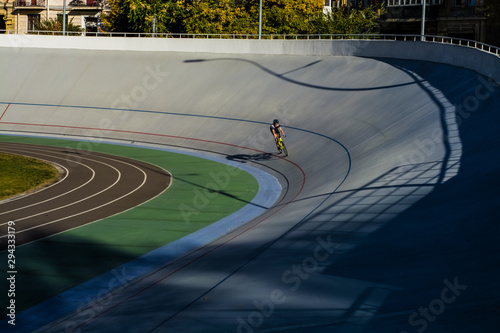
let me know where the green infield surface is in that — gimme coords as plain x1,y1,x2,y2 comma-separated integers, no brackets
0,135,259,313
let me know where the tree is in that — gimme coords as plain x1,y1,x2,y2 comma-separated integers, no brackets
34,17,83,33
312,2,385,35
484,0,500,46
102,0,383,36
102,0,185,33
262,0,324,35
101,0,132,32
182,0,254,34
102,0,324,34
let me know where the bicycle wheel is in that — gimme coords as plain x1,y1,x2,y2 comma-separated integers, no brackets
281,140,288,157
274,137,282,153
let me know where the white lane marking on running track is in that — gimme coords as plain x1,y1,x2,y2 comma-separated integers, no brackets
0,152,71,206
16,162,171,250
14,161,148,235
0,149,94,216
0,149,121,232
0,148,99,219
10,161,120,223
0,149,152,237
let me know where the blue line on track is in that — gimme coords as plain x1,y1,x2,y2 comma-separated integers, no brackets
1,101,352,228
0,102,351,332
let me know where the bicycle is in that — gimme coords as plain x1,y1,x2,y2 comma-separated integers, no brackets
275,134,288,157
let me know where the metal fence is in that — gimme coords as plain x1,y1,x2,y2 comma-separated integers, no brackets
1,30,499,57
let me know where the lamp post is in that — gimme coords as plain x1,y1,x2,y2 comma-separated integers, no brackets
421,0,426,41
62,0,66,36
152,14,156,37
258,0,262,39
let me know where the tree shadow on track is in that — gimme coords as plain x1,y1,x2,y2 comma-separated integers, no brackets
184,58,423,92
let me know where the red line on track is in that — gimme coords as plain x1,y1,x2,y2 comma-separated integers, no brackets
0,104,10,121
2,121,308,331
1,121,307,194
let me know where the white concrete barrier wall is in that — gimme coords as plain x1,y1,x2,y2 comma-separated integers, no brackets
1,34,499,83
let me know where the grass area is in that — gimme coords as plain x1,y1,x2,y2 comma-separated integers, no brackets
0,152,60,200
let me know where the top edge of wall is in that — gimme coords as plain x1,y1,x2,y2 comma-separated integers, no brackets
1,34,499,83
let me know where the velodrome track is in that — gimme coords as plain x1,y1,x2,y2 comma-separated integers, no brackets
1,36,499,332
0,142,171,250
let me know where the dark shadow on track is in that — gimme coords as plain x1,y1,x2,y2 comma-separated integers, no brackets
173,174,269,210
226,153,273,163
184,58,425,92
0,231,140,319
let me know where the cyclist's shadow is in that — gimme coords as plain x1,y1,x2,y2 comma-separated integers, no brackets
226,153,274,163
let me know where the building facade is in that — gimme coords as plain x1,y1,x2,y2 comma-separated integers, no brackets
323,0,492,44
383,0,486,42
1,0,103,34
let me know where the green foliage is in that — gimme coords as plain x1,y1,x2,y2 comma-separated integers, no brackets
101,0,131,32
262,0,324,34
102,0,383,36
485,0,500,26
102,0,186,33
484,0,500,46
34,16,84,32
182,0,251,34
312,2,385,35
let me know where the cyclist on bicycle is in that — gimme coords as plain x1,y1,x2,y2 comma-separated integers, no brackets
270,119,286,148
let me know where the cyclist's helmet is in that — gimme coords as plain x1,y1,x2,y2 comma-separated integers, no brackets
273,119,279,124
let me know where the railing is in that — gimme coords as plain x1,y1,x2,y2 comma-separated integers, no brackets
13,0,98,8
387,0,443,6
1,31,499,57
424,35,500,56
69,0,100,7
13,0,45,7
324,0,341,8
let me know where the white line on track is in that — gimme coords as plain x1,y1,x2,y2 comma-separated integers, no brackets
0,147,152,237
17,161,171,250
0,149,121,223
0,150,94,216
16,167,147,235
0,148,97,218
0,155,71,206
